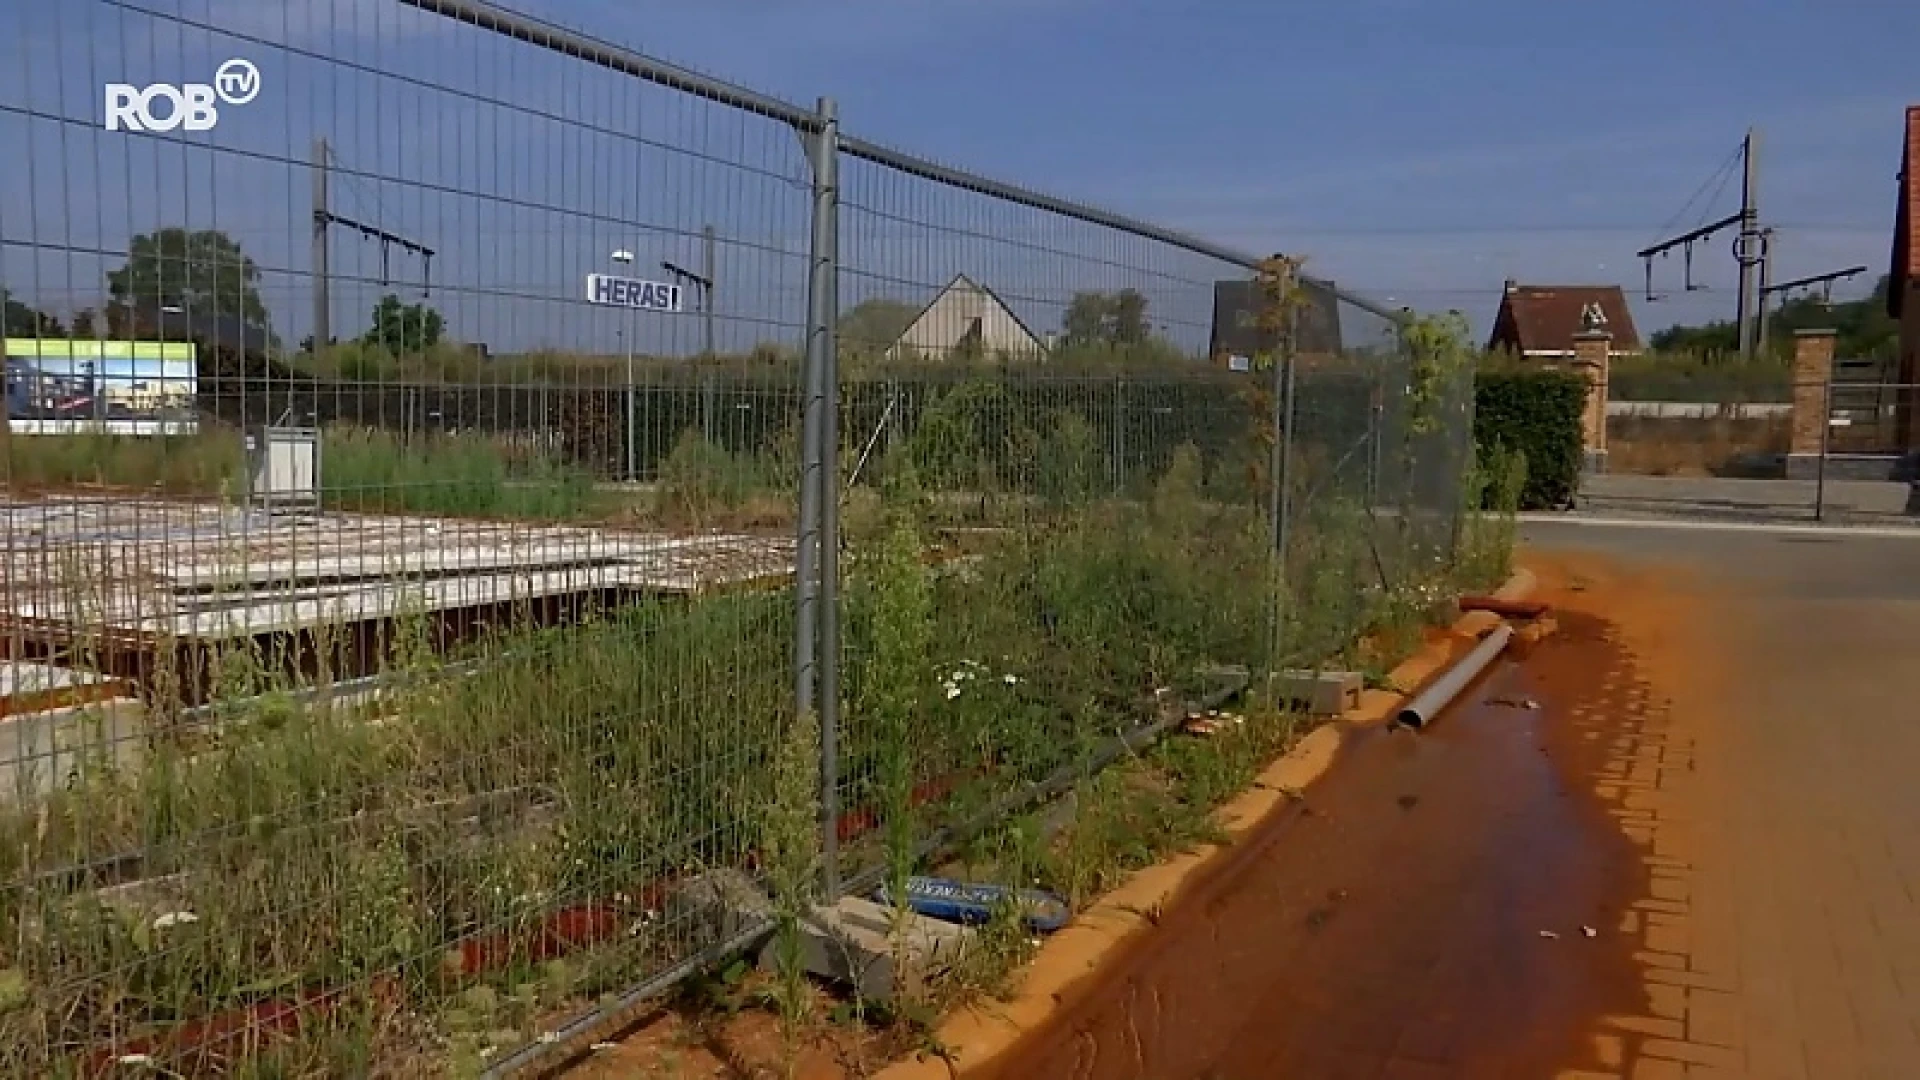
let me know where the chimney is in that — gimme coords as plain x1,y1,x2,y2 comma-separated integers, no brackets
1503,278,1519,295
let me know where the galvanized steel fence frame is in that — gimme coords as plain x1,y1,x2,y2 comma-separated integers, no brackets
0,0,1477,1074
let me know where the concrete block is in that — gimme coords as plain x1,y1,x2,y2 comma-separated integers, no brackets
1269,670,1362,716
667,869,773,947
0,698,147,804
761,895,972,1002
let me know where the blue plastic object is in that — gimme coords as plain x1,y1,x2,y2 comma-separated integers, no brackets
874,876,1071,934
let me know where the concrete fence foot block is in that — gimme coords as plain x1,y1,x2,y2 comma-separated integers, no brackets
1269,670,1363,716
760,895,973,1002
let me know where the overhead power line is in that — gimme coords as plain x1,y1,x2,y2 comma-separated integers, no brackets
1636,128,1766,356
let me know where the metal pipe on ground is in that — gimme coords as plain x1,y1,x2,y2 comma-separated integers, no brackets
1457,595,1549,620
1394,623,1514,730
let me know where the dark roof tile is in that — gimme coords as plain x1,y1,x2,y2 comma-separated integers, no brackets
1488,285,1640,354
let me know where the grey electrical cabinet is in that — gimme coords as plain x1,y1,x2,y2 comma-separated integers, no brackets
244,426,322,509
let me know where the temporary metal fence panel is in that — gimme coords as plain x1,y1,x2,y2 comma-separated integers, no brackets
1814,379,1920,523
1826,362,1910,456
0,0,1472,1074
828,138,1285,897
2,1,807,1074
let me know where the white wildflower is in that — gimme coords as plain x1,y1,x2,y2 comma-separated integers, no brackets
1003,674,1019,685
150,911,198,931
946,685,962,700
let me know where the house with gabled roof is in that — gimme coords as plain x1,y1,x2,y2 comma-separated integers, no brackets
1486,281,1641,359
887,274,1047,363
1208,276,1345,370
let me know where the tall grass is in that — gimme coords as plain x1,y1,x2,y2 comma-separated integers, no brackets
320,427,603,519
0,427,243,496
1,424,606,520
1607,349,1793,403
0,589,794,1077
0,368,1506,1075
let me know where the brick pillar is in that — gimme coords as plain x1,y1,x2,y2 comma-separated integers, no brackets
1786,329,1835,480
1571,330,1611,473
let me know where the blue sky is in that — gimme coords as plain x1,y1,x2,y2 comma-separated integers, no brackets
547,0,1914,328
2,0,1914,357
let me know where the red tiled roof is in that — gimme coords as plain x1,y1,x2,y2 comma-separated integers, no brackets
1486,285,1641,354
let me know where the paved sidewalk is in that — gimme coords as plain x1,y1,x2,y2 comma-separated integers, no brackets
1527,522,1920,1079
1573,474,1917,527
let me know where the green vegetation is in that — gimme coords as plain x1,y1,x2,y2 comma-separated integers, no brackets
362,294,446,355
0,316,1519,1074
1,425,605,520
322,427,605,519
1062,289,1151,347
107,227,272,338
1649,273,1898,360
1457,443,1527,590
0,427,245,496
3,285,63,336
1473,368,1588,509
1608,350,1792,403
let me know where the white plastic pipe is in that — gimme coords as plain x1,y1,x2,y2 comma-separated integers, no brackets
1395,623,1514,730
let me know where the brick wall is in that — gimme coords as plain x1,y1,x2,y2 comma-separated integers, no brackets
1789,330,1836,458
1906,107,1920,278
1898,108,1919,450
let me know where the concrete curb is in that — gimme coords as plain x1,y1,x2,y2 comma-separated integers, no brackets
875,568,1538,1080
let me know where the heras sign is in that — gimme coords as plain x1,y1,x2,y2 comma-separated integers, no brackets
585,273,685,313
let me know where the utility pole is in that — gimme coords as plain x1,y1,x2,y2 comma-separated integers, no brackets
664,230,721,441
312,138,330,352
313,137,436,351
1756,227,1776,352
1735,128,1763,358
663,231,718,359
1637,128,1765,357
702,224,717,359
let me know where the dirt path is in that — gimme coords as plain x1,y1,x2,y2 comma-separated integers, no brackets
970,568,1660,1080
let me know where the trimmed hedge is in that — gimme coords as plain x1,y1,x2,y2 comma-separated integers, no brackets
1473,369,1587,509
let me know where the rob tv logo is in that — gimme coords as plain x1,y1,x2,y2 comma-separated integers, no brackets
104,59,260,132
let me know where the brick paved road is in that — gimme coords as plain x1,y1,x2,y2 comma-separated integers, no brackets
1524,520,1920,1080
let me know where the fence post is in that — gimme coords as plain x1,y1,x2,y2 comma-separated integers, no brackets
1816,368,1833,523
793,96,843,900
1267,338,1298,664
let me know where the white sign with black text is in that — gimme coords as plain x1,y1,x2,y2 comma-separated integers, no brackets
585,274,685,313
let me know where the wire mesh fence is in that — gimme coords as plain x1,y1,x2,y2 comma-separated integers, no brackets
2,0,1484,1074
